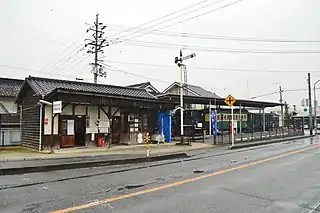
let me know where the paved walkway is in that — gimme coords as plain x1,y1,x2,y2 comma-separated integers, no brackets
0,142,215,162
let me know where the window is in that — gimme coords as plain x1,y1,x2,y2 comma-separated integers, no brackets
142,114,148,131
61,120,67,135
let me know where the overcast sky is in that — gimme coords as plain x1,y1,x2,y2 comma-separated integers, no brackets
1,0,320,106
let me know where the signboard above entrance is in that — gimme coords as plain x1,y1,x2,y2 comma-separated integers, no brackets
53,101,62,114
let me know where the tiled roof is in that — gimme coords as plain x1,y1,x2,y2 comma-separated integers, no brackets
163,82,221,98
127,82,160,94
127,82,151,88
25,77,157,100
0,78,24,97
184,84,221,98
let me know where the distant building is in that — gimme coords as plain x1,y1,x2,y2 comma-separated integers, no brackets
127,82,160,95
162,82,221,110
0,77,24,146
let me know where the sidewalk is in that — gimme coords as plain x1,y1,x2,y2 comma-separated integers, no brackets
228,134,314,149
0,143,216,175
0,135,314,176
0,142,214,162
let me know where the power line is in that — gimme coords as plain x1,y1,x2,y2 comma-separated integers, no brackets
111,0,227,42
100,62,171,84
102,59,320,73
0,64,91,81
120,40,320,54
58,53,91,74
107,24,320,43
110,0,245,45
106,0,215,40
41,41,85,75
251,88,320,99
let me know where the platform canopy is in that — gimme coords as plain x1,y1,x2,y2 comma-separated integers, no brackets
157,94,283,108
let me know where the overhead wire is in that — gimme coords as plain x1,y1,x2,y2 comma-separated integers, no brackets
101,59,320,73
44,42,86,74
100,62,172,84
106,24,320,43
39,32,87,74
120,40,320,54
57,53,91,74
0,64,91,81
106,0,216,39
109,0,245,45
250,88,320,99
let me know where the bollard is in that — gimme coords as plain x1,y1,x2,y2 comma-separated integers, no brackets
144,133,151,157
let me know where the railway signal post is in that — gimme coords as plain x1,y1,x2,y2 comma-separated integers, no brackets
174,50,196,144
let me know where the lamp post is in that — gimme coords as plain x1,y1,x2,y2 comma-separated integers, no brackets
313,80,320,135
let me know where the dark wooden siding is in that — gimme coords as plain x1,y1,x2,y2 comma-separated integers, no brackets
21,85,41,149
1,113,20,124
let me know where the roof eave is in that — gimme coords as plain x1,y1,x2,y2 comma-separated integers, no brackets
44,89,159,102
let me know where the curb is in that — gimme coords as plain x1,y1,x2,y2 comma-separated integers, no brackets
0,153,188,176
228,135,314,150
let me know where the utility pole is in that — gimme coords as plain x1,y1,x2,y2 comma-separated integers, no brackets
308,73,313,135
279,85,284,136
85,13,108,83
313,79,320,135
174,50,196,144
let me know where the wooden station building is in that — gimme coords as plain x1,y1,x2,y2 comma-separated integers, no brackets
16,76,173,150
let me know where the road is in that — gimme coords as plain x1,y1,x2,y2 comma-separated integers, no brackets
1,137,319,213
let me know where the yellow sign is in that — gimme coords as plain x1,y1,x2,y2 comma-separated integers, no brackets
144,135,150,143
224,94,236,107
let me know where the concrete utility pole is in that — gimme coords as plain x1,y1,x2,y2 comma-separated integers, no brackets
279,85,284,135
308,73,313,135
85,13,108,83
313,79,320,135
174,50,196,144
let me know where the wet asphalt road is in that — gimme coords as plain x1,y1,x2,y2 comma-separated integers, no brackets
1,138,320,213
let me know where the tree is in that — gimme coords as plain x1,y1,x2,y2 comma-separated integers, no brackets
284,101,291,128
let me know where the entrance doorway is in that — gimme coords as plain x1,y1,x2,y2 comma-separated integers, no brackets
75,116,86,146
112,116,121,144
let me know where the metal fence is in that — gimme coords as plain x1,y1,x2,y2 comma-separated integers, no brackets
0,127,21,146
183,116,305,145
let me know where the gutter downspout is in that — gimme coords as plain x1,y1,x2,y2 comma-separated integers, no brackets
39,103,43,151
19,105,22,145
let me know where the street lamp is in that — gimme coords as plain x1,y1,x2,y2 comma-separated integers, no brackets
313,80,320,135
174,50,196,144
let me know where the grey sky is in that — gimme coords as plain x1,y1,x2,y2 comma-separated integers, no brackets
1,0,320,106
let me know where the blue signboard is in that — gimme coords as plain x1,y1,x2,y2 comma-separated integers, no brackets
211,111,217,135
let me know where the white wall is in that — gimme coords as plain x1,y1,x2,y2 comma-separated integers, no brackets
86,106,120,134
75,105,86,115
87,106,98,134
99,107,110,133
0,97,17,113
43,104,120,136
61,105,72,115
43,105,59,135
